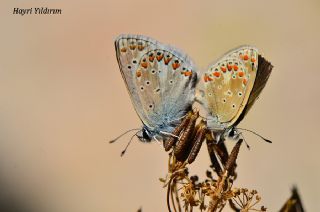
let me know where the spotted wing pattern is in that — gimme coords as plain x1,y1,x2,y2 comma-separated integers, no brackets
115,35,197,131
202,46,258,129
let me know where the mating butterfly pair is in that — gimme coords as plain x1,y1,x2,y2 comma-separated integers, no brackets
114,34,273,159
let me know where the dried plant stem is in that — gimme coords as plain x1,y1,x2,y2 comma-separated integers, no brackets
161,112,268,212
208,171,229,212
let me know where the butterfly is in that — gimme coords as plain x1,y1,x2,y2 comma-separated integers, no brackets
198,46,273,143
113,34,198,147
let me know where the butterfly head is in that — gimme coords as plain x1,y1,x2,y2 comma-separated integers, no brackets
226,127,240,141
137,127,152,143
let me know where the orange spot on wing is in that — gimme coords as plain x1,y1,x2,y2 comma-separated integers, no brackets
213,72,221,77
149,55,155,62
129,45,136,50
233,65,238,71
136,70,142,77
141,62,148,69
243,78,247,85
156,55,163,61
184,71,192,76
227,64,233,71
138,45,144,51
172,62,180,70
204,74,213,81
164,57,172,65
251,57,256,62
120,47,127,52
220,66,227,72
238,71,244,77
243,54,249,60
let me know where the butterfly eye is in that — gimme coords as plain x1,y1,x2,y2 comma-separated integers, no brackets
151,69,156,74
132,60,137,64
228,129,238,138
148,104,154,109
229,130,235,137
146,81,150,85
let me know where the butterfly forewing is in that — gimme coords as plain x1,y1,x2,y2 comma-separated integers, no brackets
203,46,259,128
115,35,197,131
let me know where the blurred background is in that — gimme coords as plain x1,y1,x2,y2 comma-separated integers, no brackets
0,0,319,211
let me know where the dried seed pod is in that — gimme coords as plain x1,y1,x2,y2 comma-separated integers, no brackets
225,139,242,174
164,111,193,151
206,133,223,176
187,120,207,164
213,139,229,167
174,111,199,160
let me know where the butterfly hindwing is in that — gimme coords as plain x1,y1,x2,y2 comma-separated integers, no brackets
202,46,259,129
115,35,197,132
234,55,273,125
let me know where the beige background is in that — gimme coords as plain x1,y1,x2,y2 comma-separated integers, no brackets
0,0,319,211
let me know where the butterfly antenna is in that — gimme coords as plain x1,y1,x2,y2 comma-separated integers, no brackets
236,128,272,143
109,128,140,144
238,132,250,150
121,132,138,157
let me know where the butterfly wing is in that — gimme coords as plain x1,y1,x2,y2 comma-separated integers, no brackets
233,54,273,125
115,34,197,132
201,46,259,130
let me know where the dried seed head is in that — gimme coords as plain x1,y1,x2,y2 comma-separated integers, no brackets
206,170,213,179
